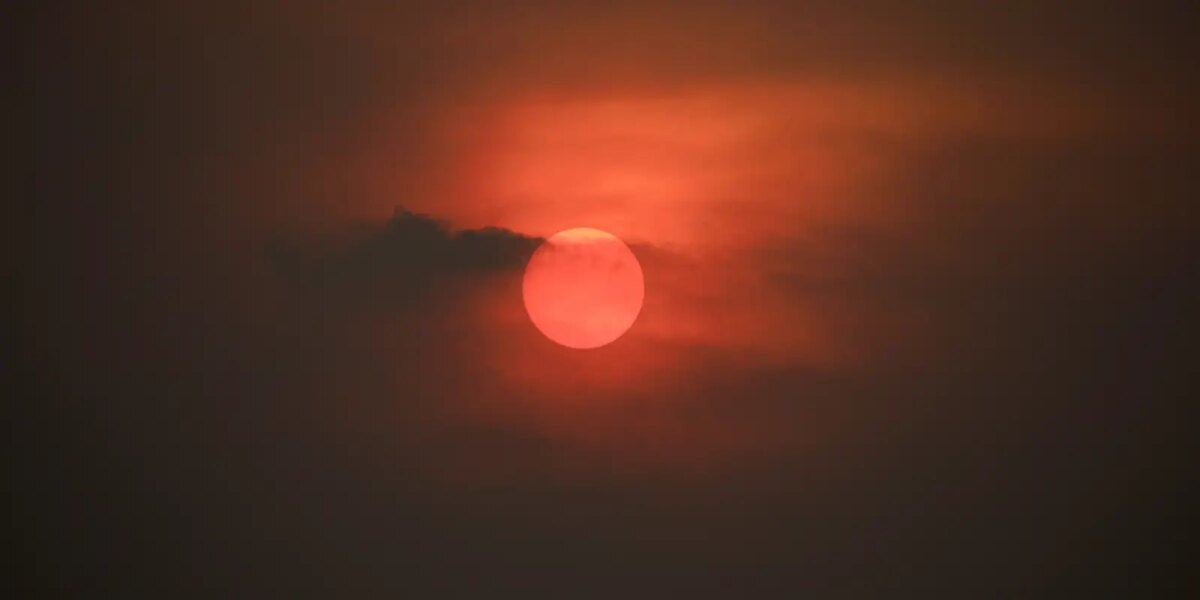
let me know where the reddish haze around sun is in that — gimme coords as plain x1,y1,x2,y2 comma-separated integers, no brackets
522,228,644,349
242,2,1190,468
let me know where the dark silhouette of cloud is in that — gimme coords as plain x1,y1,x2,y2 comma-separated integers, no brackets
269,208,542,306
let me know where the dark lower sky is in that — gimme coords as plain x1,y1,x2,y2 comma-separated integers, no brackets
21,1,1195,596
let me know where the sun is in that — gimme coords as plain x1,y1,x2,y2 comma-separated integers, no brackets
522,228,645,349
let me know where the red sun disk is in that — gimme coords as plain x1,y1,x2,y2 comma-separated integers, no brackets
522,228,645,349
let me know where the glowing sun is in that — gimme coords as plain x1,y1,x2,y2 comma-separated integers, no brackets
522,228,645,349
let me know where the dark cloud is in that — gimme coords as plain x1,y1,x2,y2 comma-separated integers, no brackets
269,208,542,307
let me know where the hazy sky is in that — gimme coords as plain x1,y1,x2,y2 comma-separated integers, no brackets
23,1,1194,596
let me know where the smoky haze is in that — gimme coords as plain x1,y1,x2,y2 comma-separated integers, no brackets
20,0,1194,597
